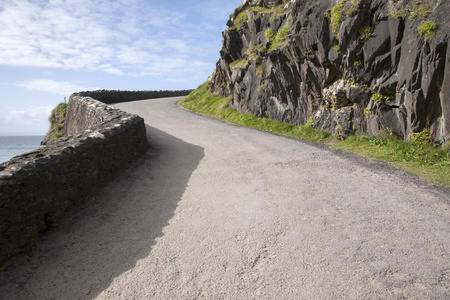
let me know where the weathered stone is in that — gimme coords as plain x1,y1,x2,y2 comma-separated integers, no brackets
0,93,150,267
323,80,350,108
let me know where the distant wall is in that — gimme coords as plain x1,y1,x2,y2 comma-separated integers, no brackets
0,95,149,267
73,89,193,105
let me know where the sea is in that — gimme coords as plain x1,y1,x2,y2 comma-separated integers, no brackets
0,136,44,164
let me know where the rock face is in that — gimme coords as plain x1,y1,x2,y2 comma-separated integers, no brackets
209,0,450,143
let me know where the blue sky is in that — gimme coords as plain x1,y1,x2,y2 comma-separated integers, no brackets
0,0,243,135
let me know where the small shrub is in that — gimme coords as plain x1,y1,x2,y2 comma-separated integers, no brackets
268,25,290,52
409,3,432,20
418,20,437,41
234,11,249,31
346,8,357,17
354,60,362,68
392,3,432,20
325,0,347,39
359,26,373,42
392,9,410,19
332,45,340,51
256,62,263,75
265,28,275,42
411,128,433,146
230,59,249,69
371,92,391,102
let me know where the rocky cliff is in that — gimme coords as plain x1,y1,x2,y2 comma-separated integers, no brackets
209,0,449,144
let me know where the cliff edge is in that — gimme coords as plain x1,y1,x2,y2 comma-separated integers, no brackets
209,0,449,144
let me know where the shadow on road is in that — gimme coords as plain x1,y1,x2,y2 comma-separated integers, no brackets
0,125,204,299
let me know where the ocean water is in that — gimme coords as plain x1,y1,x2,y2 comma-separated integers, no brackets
0,136,44,164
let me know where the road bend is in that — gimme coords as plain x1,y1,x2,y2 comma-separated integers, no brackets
0,96,449,299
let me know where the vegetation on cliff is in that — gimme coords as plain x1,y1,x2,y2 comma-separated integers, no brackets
209,0,449,146
42,102,67,144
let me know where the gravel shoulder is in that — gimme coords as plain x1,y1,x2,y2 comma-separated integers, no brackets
1,97,449,299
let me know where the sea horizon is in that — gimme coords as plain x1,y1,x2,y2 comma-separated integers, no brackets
0,135,45,164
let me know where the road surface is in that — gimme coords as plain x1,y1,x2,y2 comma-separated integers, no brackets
1,96,449,299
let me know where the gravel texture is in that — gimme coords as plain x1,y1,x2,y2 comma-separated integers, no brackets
0,96,449,299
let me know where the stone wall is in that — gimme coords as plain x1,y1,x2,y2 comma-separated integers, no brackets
0,95,149,267
73,89,193,105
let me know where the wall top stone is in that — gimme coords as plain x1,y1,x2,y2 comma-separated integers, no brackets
0,96,145,181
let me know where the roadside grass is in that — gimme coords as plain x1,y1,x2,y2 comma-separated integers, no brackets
179,83,450,187
334,134,450,187
179,83,331,143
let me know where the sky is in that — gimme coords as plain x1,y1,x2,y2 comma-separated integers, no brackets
0,0,243,135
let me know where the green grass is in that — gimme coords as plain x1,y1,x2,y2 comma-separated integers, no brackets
45,102,68,142
418,20,437,41
230,59,249,69
333,134,450,187
232,11,249,31
180,83,450,187
230,1,291,31
268,25,290,52
179,83,331,143
346,8,358,17
324,0,347,39
392,3,433,20
359,26,373,42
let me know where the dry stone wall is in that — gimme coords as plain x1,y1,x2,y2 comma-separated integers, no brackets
0,95,149,267
73,89,193,105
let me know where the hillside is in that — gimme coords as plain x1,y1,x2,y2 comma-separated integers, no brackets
208,0,449,144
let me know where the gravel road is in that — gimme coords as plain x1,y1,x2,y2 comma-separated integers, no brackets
1,96,449,299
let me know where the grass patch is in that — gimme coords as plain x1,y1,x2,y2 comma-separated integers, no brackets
324,0,347,39
179,83,331,143
333,133,450,187
230,1,291,31
359,26,373,42
180,83,450,187
346,7,358,17
392,2,433,20
268,25,290,52
230,59,249,69
371,92,392,102
418,20,437,41
233,11,249,31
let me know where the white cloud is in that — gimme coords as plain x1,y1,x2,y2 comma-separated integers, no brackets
14,79,99,96
0,0,227,78
0,105,54,135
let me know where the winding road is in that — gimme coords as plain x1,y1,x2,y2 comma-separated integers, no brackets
1,96,449,299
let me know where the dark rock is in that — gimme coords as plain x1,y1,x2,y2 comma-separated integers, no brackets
209,0,450,144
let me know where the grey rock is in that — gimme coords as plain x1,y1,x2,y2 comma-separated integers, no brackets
209,0,450,143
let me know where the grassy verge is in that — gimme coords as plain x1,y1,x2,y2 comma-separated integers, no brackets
179,83,331,143
334,134,450,186
179,83,450,187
